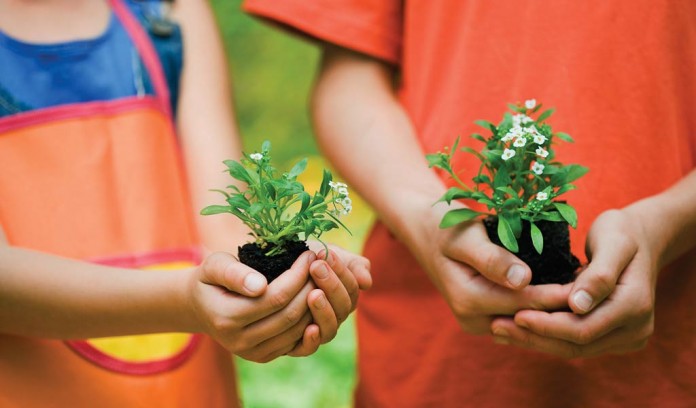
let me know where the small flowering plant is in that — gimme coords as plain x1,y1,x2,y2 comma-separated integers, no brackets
427,100,588,257
201,141,352,281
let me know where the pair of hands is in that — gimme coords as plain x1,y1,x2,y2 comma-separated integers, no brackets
187,246,371,363
417,204,657,359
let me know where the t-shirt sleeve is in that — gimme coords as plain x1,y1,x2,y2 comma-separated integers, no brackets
242,0,403,65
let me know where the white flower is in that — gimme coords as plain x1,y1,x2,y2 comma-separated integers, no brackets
502,126,522,142
513,137,527,148
535,147,549,158
525,99,537,109
513,114,534,125
330,181,348,192
341,204,352,215
249,153,263,161
501,149,516,161
533,134,547,144
536,192,548,201
532,162,545,175
342,197,352,207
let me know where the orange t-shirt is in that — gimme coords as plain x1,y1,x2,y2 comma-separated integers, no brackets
245,1,696,407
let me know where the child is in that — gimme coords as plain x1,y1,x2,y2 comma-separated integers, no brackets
244,0,696,407
0,0,370,406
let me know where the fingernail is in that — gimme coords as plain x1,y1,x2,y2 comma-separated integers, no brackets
573,290,594,312
492,327,509,337
244,273,266,292
314,263,329,279
314,294,327,309
506,265,526,288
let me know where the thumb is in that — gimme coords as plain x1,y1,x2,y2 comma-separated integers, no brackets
569,229,636,314
200,252,268,297
445,223,531,290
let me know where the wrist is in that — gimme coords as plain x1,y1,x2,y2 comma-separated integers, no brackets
623,195,675,269
171,267,204,333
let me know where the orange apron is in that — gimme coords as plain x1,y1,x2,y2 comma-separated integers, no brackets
0,1,239,406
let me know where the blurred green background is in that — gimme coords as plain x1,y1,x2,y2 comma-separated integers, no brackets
210,1,374,407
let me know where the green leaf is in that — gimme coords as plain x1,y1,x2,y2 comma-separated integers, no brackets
287,158,308,179
537,211,563,222
320,174,332,198
555,132,575,143
426,153,441,168
261,140,271,153
505,211,523,237
227,195,250,209
554,202,578,228
492,167,511,189
200,205,231,216
497,216,519,253
537,108,555,122
564,164,589,183
439,208,482,228
555,184,577,195
477,197,496,208
224,160,251,184
472,174,492,185
502,197,522,210
495,186,518,198
530,222,544,254
248,203,263,216
300,192,311,213
461,146,485,161
471,133,486,142
438,187,474,204
474,120,496,133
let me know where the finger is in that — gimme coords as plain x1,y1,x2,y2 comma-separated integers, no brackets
307,289,338,343
200,252,267,297
444,223,532,290
242,251,315,322
570,230,636,314
241,281,314,342
320,248,362,304
310,258,353,322
324,245,372,290
491,317,648,358
287,324,322,357
241,313,313,363
513,306,617,345
444,271,571,316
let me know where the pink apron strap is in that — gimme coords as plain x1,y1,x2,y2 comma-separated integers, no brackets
108,0,173,120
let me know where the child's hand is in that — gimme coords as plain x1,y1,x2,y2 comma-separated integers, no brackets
187,251,339,362
406,202,571,335
307,245,372,343
490,209,657,358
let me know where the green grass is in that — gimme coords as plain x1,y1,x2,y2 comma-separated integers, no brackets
209,2,365,407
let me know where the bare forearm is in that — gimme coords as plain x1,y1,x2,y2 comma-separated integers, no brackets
625,169,696,268
0,246,198,339
312,47,448,246
174,0,248,253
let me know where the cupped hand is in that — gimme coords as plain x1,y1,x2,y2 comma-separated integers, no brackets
490,209,657,358
409,203,571,334
188,251,341,362
309,245,372,328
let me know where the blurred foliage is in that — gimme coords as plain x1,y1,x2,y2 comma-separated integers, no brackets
209,1,374,407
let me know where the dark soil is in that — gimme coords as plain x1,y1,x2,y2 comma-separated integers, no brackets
238,241,309,283
483,217,580,285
